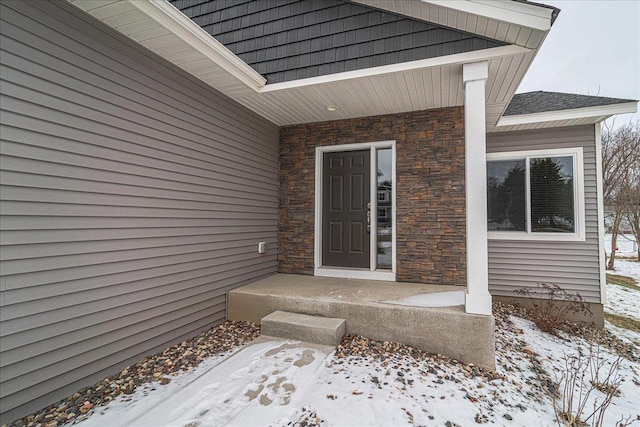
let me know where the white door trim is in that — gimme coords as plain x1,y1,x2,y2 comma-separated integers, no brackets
314,141,397,281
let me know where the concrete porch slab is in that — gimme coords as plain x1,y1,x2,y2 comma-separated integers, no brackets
228,274,496,370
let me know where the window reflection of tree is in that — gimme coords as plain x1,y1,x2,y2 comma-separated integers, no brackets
530,157,574,232
488,162,526,231
488,157,574,233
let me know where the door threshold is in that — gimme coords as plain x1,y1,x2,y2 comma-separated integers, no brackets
314,267,396,281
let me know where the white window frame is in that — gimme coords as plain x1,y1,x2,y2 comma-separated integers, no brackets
314,141,397,281
487,147,585,242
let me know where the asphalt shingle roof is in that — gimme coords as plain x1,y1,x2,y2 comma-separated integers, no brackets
504,91,637,116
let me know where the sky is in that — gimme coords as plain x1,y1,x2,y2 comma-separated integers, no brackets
517,0,640,128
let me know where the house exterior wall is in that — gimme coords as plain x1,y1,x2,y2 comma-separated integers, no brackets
486,125,602,303
279,107,467,284
0,0,279,422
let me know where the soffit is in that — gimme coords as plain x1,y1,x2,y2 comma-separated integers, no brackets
67,0,266,92
236,46,532,127
493,101,638,132
491,116,612,132
67,0,550,128
350,0,553,49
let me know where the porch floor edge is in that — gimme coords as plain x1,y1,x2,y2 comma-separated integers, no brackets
228,274,496,371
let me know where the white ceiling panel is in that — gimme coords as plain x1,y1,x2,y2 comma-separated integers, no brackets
70,0,131,19
127,26,172,43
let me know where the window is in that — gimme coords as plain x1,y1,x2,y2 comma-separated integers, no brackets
487,148,585,240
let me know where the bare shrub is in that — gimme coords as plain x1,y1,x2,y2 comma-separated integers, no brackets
553,340,627,427
616,415,638,427
515,283,592,336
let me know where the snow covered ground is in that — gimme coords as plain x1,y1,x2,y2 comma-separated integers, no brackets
606,279,640,321
605,233,638,256
606,258,640,347
67,294,640,427
67,320,639,427
611,257,640,281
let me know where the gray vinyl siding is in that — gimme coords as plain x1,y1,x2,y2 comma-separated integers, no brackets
0,0,279,422
170,0,506,83
486,125,602,303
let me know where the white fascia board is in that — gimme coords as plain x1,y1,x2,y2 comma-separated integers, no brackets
261,44,529,92
129,0,266,90
496,102,639,127
423,0,553,31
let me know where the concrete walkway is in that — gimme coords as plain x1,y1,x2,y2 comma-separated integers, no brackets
78,338,335,427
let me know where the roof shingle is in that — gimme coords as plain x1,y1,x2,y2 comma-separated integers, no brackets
505,91,637,116
169,0,506,84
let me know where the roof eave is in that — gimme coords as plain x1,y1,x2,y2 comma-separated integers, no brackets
260,45,530,93
493,101,638,131
69,0,266,91
498,102,638,126
350,0,555,49
423,0,554,32
129,0,266,89
349,0,557,128
68,0,553,126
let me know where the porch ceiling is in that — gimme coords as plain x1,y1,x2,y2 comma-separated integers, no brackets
240,45,533,128
68,0,551,129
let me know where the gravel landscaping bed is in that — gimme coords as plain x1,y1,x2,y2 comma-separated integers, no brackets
6,321,260,427
322,303,554,426
6,303,637,427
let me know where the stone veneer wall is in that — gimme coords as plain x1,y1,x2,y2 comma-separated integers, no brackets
279,107,467,285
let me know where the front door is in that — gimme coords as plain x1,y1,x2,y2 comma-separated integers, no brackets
322,150,371,268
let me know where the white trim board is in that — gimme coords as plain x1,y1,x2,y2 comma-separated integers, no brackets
314,141,397,281
424,0,554,31
496,102,638,127
315,268,396,281
352,0,554,35
594,123,607,305
129,0,266,89
260,45,529,92
69,0,266,91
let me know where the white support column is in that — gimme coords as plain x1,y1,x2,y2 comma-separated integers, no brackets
463,61,492,316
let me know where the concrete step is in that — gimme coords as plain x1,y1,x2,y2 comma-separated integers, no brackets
261,311,346,346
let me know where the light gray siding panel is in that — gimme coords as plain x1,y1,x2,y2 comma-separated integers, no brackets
486,125,602,303
0,0,279,422
1,307,224,418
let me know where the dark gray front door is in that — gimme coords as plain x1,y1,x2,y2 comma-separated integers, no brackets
322,150,370,267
